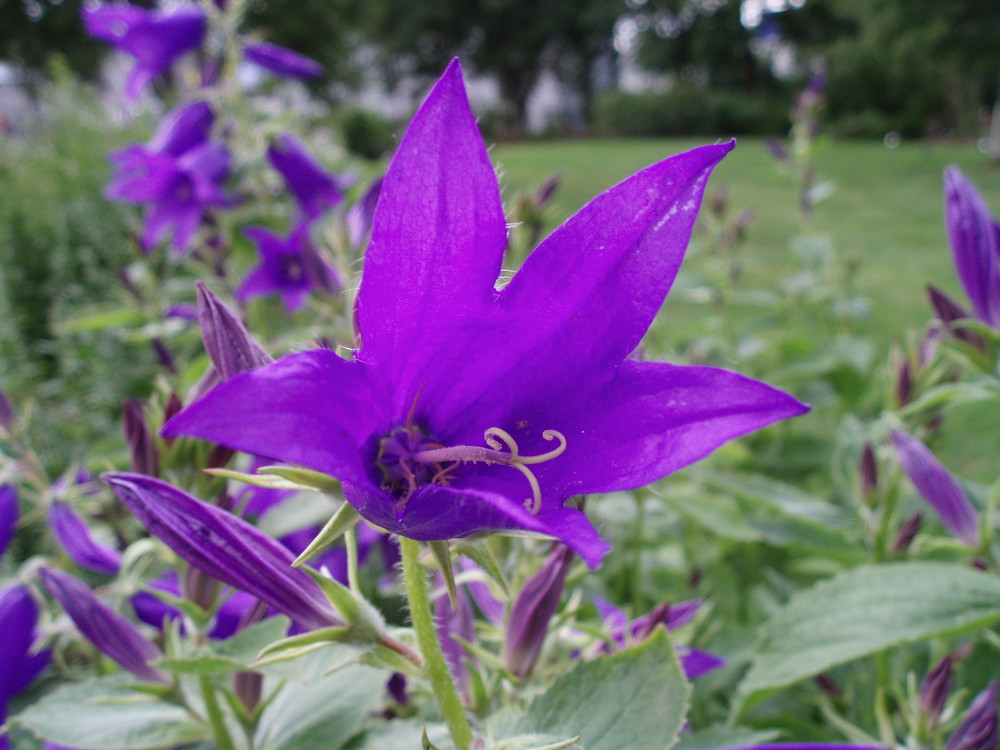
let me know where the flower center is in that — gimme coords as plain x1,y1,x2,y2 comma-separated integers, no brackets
374,423,567,517
280,254,304,282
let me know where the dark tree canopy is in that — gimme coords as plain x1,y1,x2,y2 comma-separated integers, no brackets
0,0,104,85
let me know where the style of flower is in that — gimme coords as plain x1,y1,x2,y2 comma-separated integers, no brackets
891,430,979,548
267,134,350,222
236,224,340,313
82,3,206,104
106,101,232,254
162,60,807,568
943,167,1000,330
244,41,324,81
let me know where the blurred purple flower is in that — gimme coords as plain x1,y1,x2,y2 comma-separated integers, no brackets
131,571,258,640
947,682,998,750
103,473,342,630
48,501,123,575
920,655,953,729
236,224,340,313
267,134,348,221
0,485,17,560
107,101,232,254
0,583,50,744
345,176,384,250
435,573,476,701
162,60,807,569
39,568,168,684
83,3,206,103
244,41,323,81
891,431,979,548
0,387,16,434
943,167,1000,329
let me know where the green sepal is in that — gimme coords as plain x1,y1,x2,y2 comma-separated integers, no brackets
205,467,316,491
258,464,342,494
454,541,510,598
254,626,354,665
430,540,458,610
292,502,362,567
302,566,385,641
362,641,425,679
422,727,442,750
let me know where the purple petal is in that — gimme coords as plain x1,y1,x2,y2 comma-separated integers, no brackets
10,649,50,696
435,574,476,700
0,583,39,702
947,682,998,750
0,485,17,560
162,350,376,488
82,4,148,42
459,557,504,624
48,501,123,575
356,58,507,424
944,168,1000,328
267,134,344,220
39,568,168,684
102,473,341,630
504,545,573,678
679,646,726,679
147,101,214,157
891,431,979,547
244,41,323,80
196,282,274,381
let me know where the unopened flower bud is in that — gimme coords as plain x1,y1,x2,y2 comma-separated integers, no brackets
920,655,953,729
535,172,562,209
892,512,923,556
123,399,160,477
196,281,273,381
927,285,986,352
947,682,998,750
0,387,16,434
504,544,573,679
860,443,879,505
815,673,842,698
0,485,17,560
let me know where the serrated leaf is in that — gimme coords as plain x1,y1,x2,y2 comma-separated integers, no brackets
498,629,690,750
13,674,206,749
739,562,1000,711
254,664,385,750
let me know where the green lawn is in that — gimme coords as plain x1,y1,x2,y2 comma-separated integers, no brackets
493,137,1000,342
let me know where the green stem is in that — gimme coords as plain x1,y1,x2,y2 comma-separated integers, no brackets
198,674,235,750
400,537,474,750
345,526,361,594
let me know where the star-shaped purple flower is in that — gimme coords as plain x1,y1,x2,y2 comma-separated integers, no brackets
163,60,807,569
83,3,206,104
235,224,340,313
106,101,232,254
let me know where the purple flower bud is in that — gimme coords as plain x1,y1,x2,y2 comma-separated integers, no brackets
103,473,342,631
895,355,913,407
151,338,177,374
892,431,979,548
48,501,123,575
920,655,953,729
244,41,324,80
267,134,345,221
196,282,273,381
679,647,726,679
0,485,17,560
0,583,41,704
919,324,942,370
535,172,562,209
504,544,573,679
815,673,842,698
859,443,878,505
345,176,384,250
0,387,16,434
947,682,998,750
764,137,789,164
892,512,923,556
928,285,987,351
39,567,169,684
123,399,160,477
234,669,263,714
387,672,409,705
944,167,1000,329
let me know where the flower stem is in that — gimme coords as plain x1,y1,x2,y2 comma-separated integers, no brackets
345,525,361,594
400,537,473,750
199,674,235,750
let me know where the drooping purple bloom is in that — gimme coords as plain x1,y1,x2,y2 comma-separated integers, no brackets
943,167,1000,329
267,134,348,221
0,485,17,560
345,176,384,250
48,501,123,575
102,473,342,631
891,431,979,548
236,225,340,313
83,3,206,103
39,568,169,684
161,60,808,569
947,682,998,750
244,41,323,81
107,101,232,254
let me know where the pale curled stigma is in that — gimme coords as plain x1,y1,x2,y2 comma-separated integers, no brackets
411,427,567,514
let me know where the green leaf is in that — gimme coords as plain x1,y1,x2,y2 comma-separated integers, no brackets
13,674,206,749
674,727,780,749
739,562,1000,711
498,628,690,750
254,664,386,750
53,305,146,333
214,616,291,666
344,721,451,749
153,654,243,675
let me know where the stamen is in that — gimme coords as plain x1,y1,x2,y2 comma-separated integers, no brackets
411,428,567,515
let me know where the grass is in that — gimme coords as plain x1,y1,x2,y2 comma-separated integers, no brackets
492,136,1000,343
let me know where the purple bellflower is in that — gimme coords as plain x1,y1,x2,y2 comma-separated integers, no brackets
107,101,232,254
83,3,206,104
102,472,342,631
0,583,50,747
943,167,1000,330
236,224,341,313
39,568,168,684
48,501,123,575
161,60,808,569
267,134,348,222
0,485,17,559
891,431,979,548
244,41,324,81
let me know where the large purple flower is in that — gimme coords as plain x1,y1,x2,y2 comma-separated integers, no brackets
107,101,231,254
943,168,1000,329
83,3,206,103
236,224,340,313
162,61,807,568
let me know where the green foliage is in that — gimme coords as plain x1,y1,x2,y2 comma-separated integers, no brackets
338,107,397,161
593,86,790,138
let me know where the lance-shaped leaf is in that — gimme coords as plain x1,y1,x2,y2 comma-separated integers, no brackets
891,431,979,547
48,500,123,575
39,567,169,684
102,473,341,631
